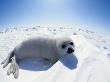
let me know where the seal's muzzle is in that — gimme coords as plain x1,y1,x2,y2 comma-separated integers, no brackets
67,48,74,54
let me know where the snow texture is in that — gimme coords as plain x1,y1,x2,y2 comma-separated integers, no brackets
0,26,110,82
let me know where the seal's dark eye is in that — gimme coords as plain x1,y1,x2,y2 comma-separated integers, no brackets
61,44,66,49
70,42,73,45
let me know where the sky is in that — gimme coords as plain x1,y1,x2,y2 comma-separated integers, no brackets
0,0,110,33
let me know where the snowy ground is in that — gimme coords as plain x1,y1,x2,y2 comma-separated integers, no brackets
0,26,110,82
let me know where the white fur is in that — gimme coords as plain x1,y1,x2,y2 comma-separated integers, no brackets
14,35,74,63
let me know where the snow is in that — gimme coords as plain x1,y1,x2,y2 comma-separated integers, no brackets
0,26,110,82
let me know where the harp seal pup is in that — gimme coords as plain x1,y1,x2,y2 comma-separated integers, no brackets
1,35,75,79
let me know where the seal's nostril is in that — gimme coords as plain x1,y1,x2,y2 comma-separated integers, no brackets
67,48,74,53
72,49,74,52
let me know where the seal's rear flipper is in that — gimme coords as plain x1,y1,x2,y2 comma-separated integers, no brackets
2,59,10,68
7,56,19,79
1,50,14,68
1,58,7,64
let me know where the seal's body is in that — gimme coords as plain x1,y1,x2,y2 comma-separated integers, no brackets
15,36,59,62
1,35,75,79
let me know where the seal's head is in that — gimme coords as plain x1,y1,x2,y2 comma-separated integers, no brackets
56,37,75,57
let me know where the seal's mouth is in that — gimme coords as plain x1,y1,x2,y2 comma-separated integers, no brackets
67,48,74,54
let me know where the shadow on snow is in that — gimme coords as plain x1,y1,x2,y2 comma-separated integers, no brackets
19,53,78,71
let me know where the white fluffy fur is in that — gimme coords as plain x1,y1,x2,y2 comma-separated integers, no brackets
14,35,74,63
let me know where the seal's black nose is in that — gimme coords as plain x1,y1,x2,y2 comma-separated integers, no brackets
67,48,74,54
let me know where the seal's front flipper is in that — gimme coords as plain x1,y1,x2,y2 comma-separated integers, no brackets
7,56,19,79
